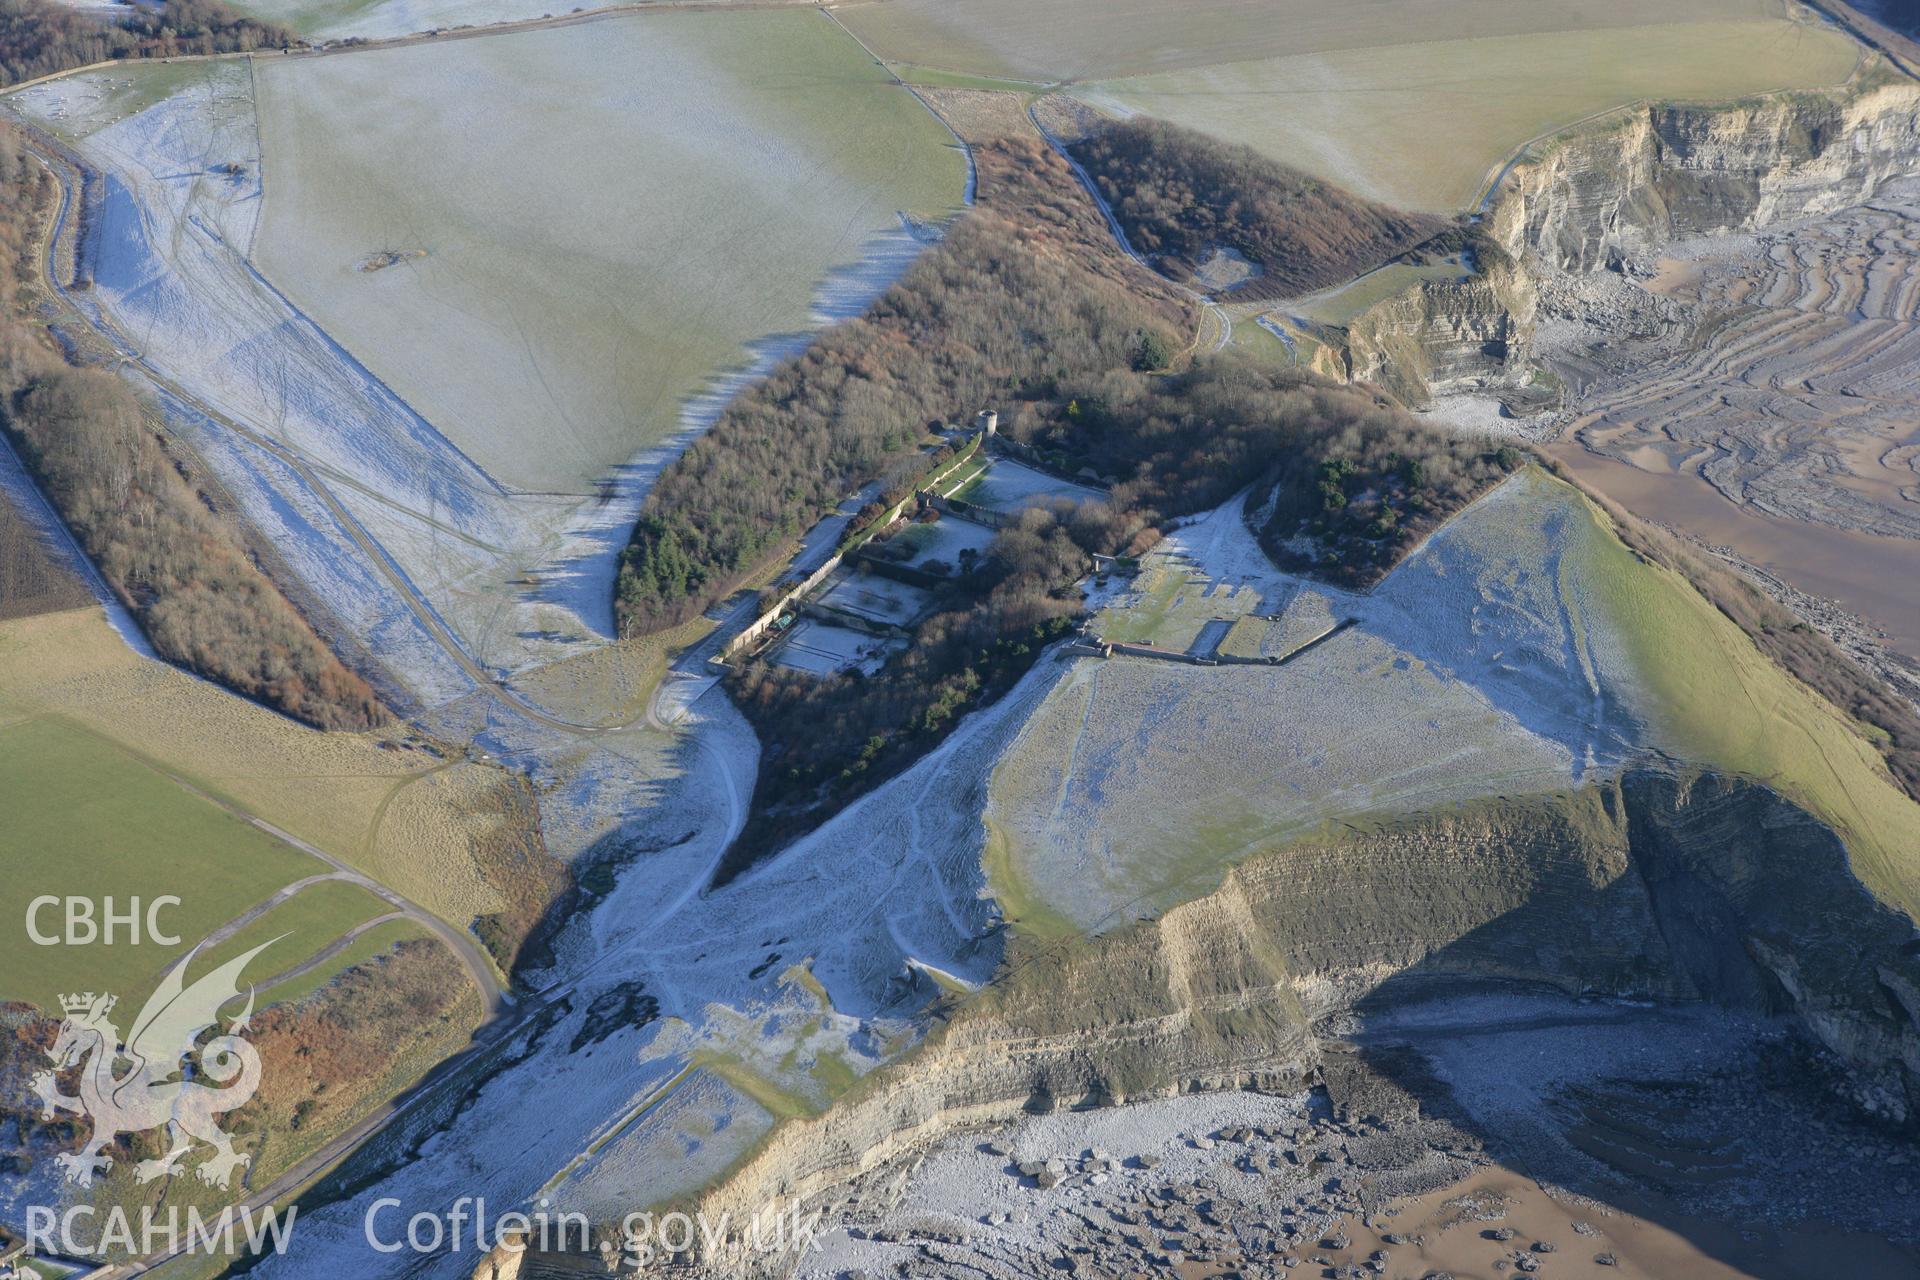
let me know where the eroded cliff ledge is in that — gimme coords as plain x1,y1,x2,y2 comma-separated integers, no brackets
1321,78,1920,403
649,767,1918,1274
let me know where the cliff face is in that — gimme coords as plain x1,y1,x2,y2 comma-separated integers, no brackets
652,769,1918,1274
1326,81,1920,402
1489,82,1920,270
1335,257,1537,406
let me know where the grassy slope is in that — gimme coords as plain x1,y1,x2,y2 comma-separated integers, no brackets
1075,18,1862,209
0,606,518,934
249,916,431,1006
0,714,321,1010
250,7,966,493
1569,484,1920,920
984,472,1920,936
1295,261,1474,327
835,0,1785,84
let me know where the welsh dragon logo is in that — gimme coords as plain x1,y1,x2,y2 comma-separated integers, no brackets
31,940,275,1190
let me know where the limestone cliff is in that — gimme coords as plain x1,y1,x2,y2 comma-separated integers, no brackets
1329,255,1536,407
1325,79,1920,403
1488,81,1920,270
633,768,1919,1275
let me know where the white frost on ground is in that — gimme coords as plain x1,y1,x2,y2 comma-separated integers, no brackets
233,0,655,41
814,569,931,629
8,35,963,692
957,457,1107,513
990,472,1649,932
248,646,1070,1277
802,1089,1314,1280
881,514,998,572
771,619,905,677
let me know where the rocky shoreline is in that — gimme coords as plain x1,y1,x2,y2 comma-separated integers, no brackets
799,996,1920,1280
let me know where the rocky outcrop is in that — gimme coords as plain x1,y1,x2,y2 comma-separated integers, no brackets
1488,82,1920,270
1334,255,1537,406
1323,81,1920,404
613,768,1918,1276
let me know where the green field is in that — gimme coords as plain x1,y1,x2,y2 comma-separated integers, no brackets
834,0,1788,84
183,878,395,1000
1577,495,1920,920
1074,17,1862,209
1293,260,1475,326
250,916,433,1007
250,7,967,494
0,716,323,1012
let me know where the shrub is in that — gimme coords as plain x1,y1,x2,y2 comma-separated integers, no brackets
1070,117,1444,298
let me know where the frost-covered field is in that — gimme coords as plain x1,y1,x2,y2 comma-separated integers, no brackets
953,458,1106,514
882,513,998,571
815,569,931,628
231,0,779,40
989,472,1653,932
772,619,904,677
251,10,964,495
5,10,963,688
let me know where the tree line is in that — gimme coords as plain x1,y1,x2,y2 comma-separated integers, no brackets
614,136,1191,637
681,132,1519,878
719,501,1111,880
1020,358,1519,586
0,0,290,87
0,126,381,730
720,352,1518,879
1068,116,1445,299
